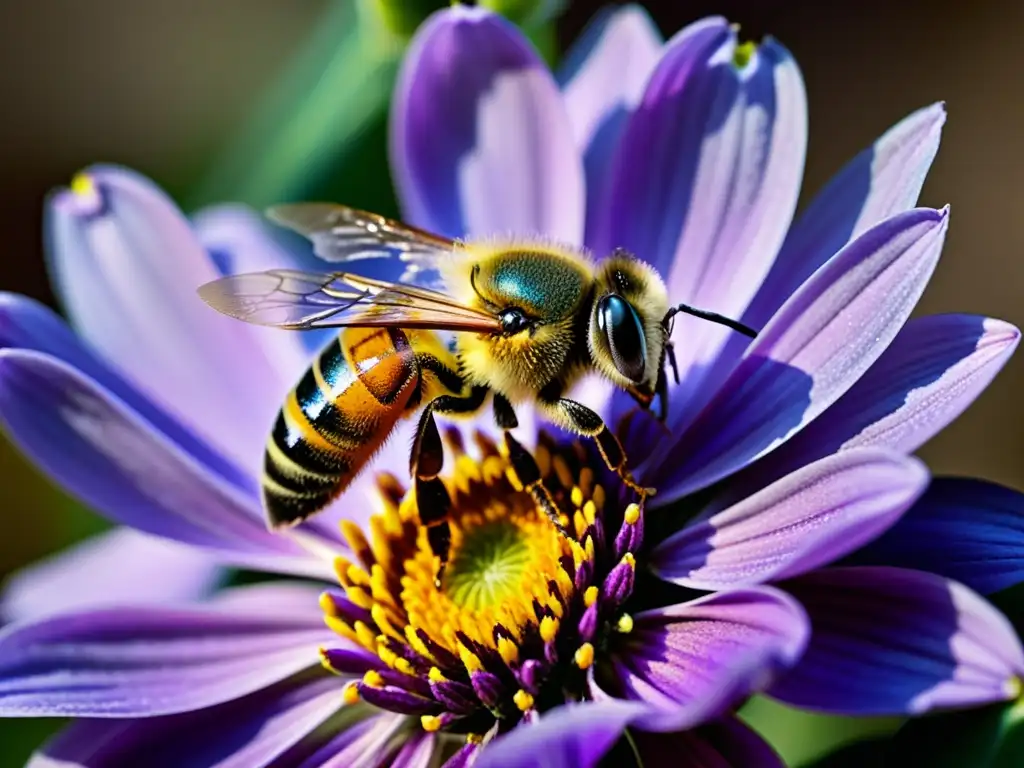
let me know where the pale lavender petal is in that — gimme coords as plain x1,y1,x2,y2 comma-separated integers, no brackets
27,674,344,768
631,716,784,768
46,166,295,472
594,20,807,425
853,478,1024,595
0,349,334,579
772,567,1024,715
0,292,252,492
391,5,583,242
650,449,928,589
596,587,808,718
557,5,661,245
744,102,946,331
1,528,223,623
0,583,333,717
648,207,948,501
707,314,1019,511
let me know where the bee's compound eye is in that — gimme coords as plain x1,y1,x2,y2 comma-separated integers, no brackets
597,294,647,382
499,307,530,336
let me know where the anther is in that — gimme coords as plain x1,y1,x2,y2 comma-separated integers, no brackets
513,689,535,712
362,670,385,688
421,714,443,732
429,667,449,684
540,616,560,644
459,644,483,673
571,486,584,508
583,586,599,608
624,503,641,525
574,642,595,670
498,637,520,666
342,682,361,705
616,613,635,634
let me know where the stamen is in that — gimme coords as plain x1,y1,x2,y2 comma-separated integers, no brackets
574,643,595,670
513,690,535,712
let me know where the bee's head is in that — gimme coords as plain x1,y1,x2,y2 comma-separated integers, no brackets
589,250,669,405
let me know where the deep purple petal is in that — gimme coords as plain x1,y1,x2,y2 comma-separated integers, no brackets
557,5,662,246
706,314,1018,512
27,674,344,768
475,700,652,768
594,21,807,427
772,567,1024,715
631,716,784,768
650,449,928,588
46,166,298,473
0,349,332,578
391,5,583,242
1,528,223,623
598,587,808,718
703,103,947,427
649,207,948,501
289,711,410,768
744,102,946,332
0,583,332,717
0,293,252,492
853,478,1024,595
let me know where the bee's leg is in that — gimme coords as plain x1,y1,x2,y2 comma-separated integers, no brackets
492,393,567,535
542,395,656,499
411,384,489,587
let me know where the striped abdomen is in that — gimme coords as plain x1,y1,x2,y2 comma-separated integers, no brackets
262,327,420,528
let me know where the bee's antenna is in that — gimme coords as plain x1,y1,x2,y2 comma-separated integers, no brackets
663,303,758,339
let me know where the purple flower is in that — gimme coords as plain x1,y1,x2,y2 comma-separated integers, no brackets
1,5,1022,767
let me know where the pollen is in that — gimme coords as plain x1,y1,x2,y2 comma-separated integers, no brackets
513,689,535,712
624,503,641,525
574,643,595,670
616,613,635,634
70,172,97,199
322,430,630,735
733,40,757,69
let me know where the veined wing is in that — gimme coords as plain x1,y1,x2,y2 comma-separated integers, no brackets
197,269,500,332
267,203,453,284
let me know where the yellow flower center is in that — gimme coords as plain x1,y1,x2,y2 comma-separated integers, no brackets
327,433,592,662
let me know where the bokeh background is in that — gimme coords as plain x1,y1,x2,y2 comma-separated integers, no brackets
0,0,1021,764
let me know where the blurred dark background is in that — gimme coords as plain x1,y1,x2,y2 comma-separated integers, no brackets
0,0,1021,762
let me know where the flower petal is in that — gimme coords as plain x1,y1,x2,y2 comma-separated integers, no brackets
594,20,807,426
771,567,1024,715
290,710,410,768
557,5,661,245
649,207,948,501
0,349,332,578
46,166,296,472
853,478,1024,595
1,528,223,623
27,674,345,768
0,293,251,491
744,102,946,331
630,716,784,768
598,587,808,718
0,583,332,717
391,5,583,242
474,700,653,768
708,314,1018,510
650,449,928,589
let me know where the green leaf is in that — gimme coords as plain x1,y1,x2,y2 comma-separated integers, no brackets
187,0,402,210
799,737,892,768
889,697,1024,767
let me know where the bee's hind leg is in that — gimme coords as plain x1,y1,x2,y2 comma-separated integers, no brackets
411,385,489,587
493,394,568,536
540,393,656,501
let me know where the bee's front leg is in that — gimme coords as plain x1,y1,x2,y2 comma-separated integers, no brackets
493,393,568,535
540,394,656,500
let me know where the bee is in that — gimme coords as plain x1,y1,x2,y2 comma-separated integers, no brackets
198,204,757,576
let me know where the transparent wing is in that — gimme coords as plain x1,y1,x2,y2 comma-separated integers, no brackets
197,269,501,333
266,203,453,285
